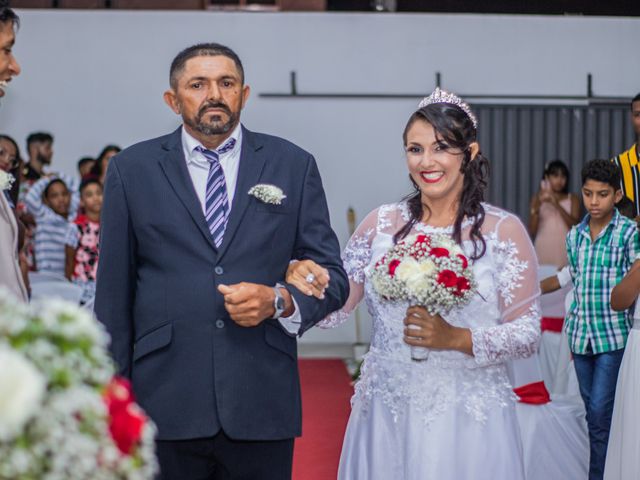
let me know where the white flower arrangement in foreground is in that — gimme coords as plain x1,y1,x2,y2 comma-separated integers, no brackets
248,183,287,205
0,170,14,191
0,289,158,480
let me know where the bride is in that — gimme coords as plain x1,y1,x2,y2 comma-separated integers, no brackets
288,89,542,479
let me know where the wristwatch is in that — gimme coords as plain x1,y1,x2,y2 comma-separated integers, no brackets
272,283,287,319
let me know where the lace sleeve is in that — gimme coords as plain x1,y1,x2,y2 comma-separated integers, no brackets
471,214,541,367
318,208,378,328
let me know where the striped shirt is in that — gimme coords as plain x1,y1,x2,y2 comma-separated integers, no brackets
612,144,640,217
565,209,640,354
24,173,79,277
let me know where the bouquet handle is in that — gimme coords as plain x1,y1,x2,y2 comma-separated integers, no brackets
407,323,430,361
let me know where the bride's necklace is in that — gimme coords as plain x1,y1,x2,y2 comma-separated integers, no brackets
420,206,457,228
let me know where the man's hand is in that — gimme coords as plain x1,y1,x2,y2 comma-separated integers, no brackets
218,282,293,327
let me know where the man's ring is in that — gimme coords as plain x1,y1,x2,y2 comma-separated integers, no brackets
305,273,316,284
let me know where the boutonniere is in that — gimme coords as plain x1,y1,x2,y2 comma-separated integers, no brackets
248,184,287,205
0,171,14,191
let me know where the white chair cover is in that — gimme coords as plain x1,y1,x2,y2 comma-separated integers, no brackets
30,280,84,305
29,271,68,284
538,263,570,390
508,354,589,480
549,289,581,397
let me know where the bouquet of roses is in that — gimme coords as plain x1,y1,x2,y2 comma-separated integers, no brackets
370,233,476,359
0,289,158,480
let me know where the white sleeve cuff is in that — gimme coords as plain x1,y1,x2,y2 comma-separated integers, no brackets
278,296,302,336
556,266,572,288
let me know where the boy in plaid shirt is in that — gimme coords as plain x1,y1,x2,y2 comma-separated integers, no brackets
565,159,640,480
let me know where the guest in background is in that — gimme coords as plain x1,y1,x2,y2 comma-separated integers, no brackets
0,133,21,206
89,144,120,184
529,159,580,267
0,133,29,287
77,156,95,179
20,131,54,187
65,178,102,304
25,173,79,277
611,93,640,219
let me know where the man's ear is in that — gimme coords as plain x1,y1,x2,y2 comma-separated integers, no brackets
241,84,251,110
163,89,180,115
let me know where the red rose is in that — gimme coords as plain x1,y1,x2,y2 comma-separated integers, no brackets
457,254,469,270
415,234,430,245
430,247,450,258
455,276,471,296
388,259,401,276
437,269,458,288
104,377,147,455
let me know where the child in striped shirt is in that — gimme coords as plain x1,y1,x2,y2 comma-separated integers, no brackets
24,173,79,277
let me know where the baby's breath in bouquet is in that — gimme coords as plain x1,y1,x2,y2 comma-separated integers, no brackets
0,290,158,480
370,233,475,360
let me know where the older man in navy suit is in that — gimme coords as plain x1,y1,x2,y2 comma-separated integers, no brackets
95,43,348,480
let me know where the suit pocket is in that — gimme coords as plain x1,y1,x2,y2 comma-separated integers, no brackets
254,202,292,216
133,322,172,362
264,321,297,361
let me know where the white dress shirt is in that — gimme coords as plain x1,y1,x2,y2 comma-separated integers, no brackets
181,125,301,335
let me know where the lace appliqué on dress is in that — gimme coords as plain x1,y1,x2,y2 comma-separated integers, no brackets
376,204,395,233
492,236,528,306
342,228,374,284
471,304,541,367
353,351,514,428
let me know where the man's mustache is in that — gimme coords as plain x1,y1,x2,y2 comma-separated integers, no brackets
198,102,231,118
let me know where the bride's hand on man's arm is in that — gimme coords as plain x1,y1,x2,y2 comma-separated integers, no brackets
403,306,474,356
286,259,331,299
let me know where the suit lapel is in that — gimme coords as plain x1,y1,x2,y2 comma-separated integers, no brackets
217,127,266,260
158,127,217,251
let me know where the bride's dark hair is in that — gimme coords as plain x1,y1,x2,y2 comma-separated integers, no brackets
393,103,490,260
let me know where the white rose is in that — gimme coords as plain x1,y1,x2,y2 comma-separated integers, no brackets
396,258,437,293
0,346,46,441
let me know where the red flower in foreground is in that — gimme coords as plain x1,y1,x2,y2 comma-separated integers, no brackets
457,254,468,270
389,259,401,276
104,377,146,455
454,276,471,296
430,247,450,258
437,269,458,288
414,234,430,246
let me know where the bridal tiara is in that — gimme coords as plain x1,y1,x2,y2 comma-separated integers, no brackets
418,87,478,129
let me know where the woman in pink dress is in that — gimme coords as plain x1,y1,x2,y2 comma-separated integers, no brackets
529,160,580,267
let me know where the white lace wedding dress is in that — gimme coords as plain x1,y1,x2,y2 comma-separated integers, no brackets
321,202,542,480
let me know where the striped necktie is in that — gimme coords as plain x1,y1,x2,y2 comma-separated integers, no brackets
196,138,236,247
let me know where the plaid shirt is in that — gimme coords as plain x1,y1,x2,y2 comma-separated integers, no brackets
565,209,640,354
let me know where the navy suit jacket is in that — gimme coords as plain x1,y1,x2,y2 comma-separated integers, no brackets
94,126,348,441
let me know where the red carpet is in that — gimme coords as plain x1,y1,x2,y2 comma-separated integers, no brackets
293,359,353,480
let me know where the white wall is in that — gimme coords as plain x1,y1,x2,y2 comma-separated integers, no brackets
2,11,638,343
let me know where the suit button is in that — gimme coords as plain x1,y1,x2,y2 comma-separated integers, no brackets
215,319,225,329
214,266,224,275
